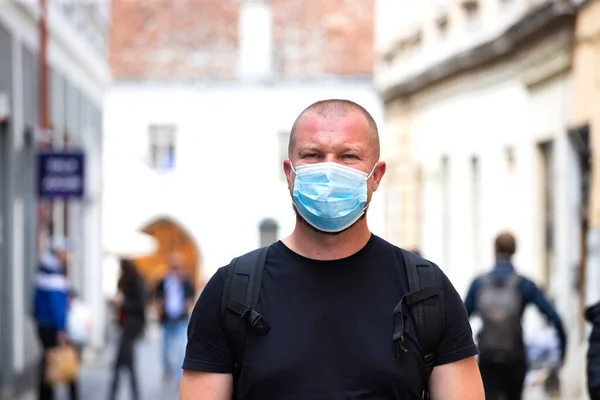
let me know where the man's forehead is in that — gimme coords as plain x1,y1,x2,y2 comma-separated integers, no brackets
294,112,370,142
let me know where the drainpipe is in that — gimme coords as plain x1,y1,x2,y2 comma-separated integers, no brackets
38,0,52,253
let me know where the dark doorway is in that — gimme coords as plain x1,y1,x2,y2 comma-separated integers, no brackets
569,125,591,340
0,119,10,392
538,140,555,291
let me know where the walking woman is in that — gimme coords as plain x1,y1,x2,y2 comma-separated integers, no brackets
108,259,146,400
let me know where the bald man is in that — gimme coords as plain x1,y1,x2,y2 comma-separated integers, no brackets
181,100,484,399
465,232,567,400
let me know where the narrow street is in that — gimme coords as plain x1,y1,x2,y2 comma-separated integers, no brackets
73,324,556,400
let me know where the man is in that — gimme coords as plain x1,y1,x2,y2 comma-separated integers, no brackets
585,301,600,400
181,99,484,399
34,236,71,400
465,232,567,400
155,252,195,383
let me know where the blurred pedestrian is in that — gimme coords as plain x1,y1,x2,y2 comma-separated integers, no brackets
65,288,93,400
465,232,567,400
154,252,194,384
108,259,146,400
180,99,484,399
33,236,71,400
585,301,600,400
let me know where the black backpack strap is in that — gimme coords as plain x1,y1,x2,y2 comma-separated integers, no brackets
220,246,271,378
394,250,446,377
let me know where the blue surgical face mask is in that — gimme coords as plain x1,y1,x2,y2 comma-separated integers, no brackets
291,162,377,233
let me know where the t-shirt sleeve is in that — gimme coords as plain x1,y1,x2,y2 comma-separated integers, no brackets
434,267,479,366
182,268,234,373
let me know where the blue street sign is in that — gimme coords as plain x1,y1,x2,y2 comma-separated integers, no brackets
37,150,85,199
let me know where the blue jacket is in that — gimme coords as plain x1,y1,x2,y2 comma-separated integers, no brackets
33,251,68,332
464,258,567,360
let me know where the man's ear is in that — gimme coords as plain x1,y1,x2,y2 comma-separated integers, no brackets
283,159,295,191
371,161,386,191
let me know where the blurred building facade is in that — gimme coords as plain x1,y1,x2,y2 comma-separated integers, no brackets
375,0,588,397
103,0,386,290
572,0,600,315
0,1,109,398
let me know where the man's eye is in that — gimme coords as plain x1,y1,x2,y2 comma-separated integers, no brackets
343,154,358,159
304,154,318,158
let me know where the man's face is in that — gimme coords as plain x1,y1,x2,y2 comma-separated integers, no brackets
56,249,69,265
168,253,183,275
283,111,386,233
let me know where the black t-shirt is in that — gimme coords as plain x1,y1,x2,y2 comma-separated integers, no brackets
184,235,478,399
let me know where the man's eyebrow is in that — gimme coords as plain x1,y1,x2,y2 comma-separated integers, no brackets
295,144,363,154
296,145,321,153
340,144,361,152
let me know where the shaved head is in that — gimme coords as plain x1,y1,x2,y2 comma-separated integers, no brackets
289,99,380,160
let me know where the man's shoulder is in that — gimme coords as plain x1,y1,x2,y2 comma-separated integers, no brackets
375,237,438,268
217,245,272,274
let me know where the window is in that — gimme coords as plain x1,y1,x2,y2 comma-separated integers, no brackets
436,13,449,37
259,218,279,247
461,0,480,31
148,124,176,171
278,130,290,181
539,141,555,290
471,156,481,268
441,155,450,268
407,30,423,60
504,146,516,226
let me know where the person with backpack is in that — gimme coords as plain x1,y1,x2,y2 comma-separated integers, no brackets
464,232,567,400
154,252,195,384
180,99,484,400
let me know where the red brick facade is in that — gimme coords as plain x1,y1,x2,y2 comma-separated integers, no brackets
109,0,374,80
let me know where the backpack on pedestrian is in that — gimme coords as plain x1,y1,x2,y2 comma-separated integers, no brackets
219,246,446,400
476,273,523,362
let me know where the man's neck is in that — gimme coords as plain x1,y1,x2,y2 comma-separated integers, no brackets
495,252,512,263
282,219,372,261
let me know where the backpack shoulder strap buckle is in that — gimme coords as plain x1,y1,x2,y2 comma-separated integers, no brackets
393,295,409,356
244,308,271,334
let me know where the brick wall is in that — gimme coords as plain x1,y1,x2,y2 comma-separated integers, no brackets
109,0,374,80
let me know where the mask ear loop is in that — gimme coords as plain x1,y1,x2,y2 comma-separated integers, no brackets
290,162,297,175
366,162,378,180
361,162,380,213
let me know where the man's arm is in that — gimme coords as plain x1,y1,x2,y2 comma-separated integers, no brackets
429,357,484,400
179,371,232,400
181,268,235,395
528,281,567,360
429,266,483,398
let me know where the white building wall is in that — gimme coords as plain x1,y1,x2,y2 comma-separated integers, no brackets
0,0,109,373
410,68,584,396
411,71,529,296
411,68,574,298
103,81,386,282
